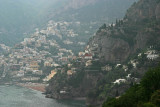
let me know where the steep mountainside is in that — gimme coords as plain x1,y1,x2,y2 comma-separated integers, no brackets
0,0,67,45
41,0,136,53
88,0,160,63
0,0,49,45
50,0,136,23
46,0,160,107
0,0,135,47
103,64,160,107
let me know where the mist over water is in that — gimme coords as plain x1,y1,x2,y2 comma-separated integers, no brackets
0,85,85,107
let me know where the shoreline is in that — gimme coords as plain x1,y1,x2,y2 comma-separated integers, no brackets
1,82,86,102
73,97,86,101
46,93,86,101
16,82,47,93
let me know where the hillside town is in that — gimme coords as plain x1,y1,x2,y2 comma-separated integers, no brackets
0,20,87,83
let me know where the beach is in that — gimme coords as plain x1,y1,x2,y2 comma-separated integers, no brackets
16,83,47,92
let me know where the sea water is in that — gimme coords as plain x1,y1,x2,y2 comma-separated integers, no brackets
0,85,86,107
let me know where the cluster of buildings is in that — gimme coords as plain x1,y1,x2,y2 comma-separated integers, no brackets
0,21,85,82
62,43,99,76
39,20,79,39
145,50,159,60
0,44,10,52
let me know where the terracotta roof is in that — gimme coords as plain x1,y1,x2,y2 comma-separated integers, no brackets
85,53,92,57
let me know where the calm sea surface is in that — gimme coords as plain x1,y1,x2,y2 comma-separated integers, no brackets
0,85,86,107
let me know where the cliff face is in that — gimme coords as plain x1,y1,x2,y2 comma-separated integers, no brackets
46,71,103,99
88,0,160,64
126,0,160,21
89,34,131,63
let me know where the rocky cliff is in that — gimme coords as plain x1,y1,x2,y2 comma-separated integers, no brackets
88,0,160,64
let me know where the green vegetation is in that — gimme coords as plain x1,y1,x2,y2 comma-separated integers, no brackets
67,71,85,88
87,66,128,103
103,65,160,107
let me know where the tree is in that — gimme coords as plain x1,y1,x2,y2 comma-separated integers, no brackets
103,65,160,107
151,90,160,106
115,90,119,97
142,102,156,107
141,66,160,98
